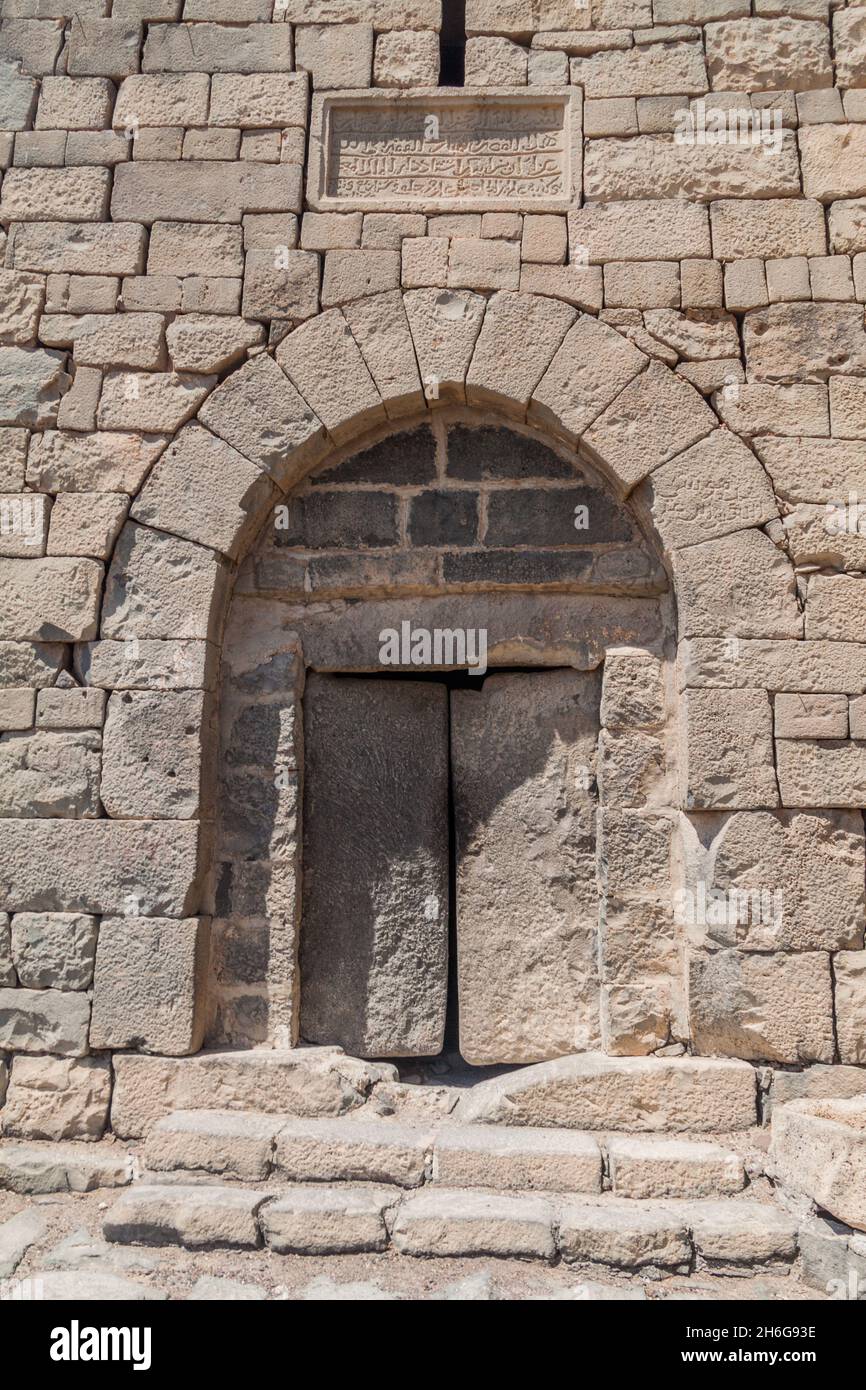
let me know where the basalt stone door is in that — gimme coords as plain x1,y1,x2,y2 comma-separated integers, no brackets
300,673,449,1057
452,670,602,1065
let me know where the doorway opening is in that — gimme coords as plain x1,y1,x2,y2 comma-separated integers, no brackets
298,664,603,1069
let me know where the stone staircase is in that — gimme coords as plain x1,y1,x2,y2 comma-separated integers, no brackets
91,1048,811,1276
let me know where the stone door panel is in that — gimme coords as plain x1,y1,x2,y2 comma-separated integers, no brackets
451,669,602,1066
300,673,449,1058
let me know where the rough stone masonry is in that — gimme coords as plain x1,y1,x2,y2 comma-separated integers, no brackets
0,0,865,1276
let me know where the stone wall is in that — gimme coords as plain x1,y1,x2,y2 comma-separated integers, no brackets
1,0,866,1137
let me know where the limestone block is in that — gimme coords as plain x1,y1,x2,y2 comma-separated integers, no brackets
277,310,383,444
35,687,107,729
447,238,520,291
104,1183,263,1249
0,730,101,819
131,422,275,561
774,693,848,740
374,29,440,86
771,1098,866,1232
582,360,716,495
684,688,778,809
261,1186,393,1256
0,430,28,492
241,249,320,323
66,312,166,372
835,6,866,90
743,303,866,384
295,23,373,89
275,1116,433,1188
0,167,109,222
143,22,292,74
454,1053,758,1131
673,529,801,639
0,689,35,733
113,72,209,128
0,641,64,689
101,689,210,820
148,222,243,277
35,75,115,130
559,1198,691,1269
834,952,866,1065
0,1208,46,1279
0,987,90,1056
519,262,603,312
642,308,738,361
705,18,831,90
401,288,485,404
801,125,866,203
11,222,146,277
465,36,528,86
598,728,665,808
776,739,866,809
711,197,827,263
75,639,217,693
208,72,308,129
529,314,646,443
0,60,38,130
571,42,707,98
0,557,102,642
66,16,141,78
0,271,44,347
1,1054,110,1140
101,521,229,641
26,430,167,494
432,1126,602,1194
585,131,800,202
341,290,425,419
300,675,449,1058
600,649,664,730
198,354,326,489
0,915,14,986
689,948,834,1062
807,574,866,643
768,1064,866,1112
392,1189,555,1260
97,370,213,433
10,912,97,989
90,916,209,1054
466,290,575,412
0,347,69,428
0,1141,131,1196
111,161,303,224
46,491,125,562
604,260,680,310
452,669,602,1064
829,199,866,256
637,430,776,553
682,1198,798,1266
0,491,50,558
713,382,829,438
607,1137,745,1200
322,249,400,307
709,810,865,952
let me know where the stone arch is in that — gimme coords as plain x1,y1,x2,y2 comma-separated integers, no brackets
74,290,808,1063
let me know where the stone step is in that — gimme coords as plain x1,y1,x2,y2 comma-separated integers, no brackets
0,1140,133,1195
453,1053,758,1132
111,1046,399,1139
103,1184,799,1269
142,1108,746,1199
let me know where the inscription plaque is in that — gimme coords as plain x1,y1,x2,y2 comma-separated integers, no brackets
308,88,581,214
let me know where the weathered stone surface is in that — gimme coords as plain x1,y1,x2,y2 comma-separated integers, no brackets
75,639,218,693
774,693,847,741
772,1097,866,1232
683,688,778,809
642,309,738,362
1,1055,110,1140
342,291,425,419
10,912,98,989
744,304,866,384
26,431,168,494
433,1125,602,1194
208,71,308,128
829,199,866,256
768,1064,866,1111
0,167,109,222
143,21,292,74
835,5,866,90
0,1141,131,1195
169,309,263,372
707,811,865,953
275,1116,433,1188
262,1186,395,1255
198,353,327,488
569,200,709,263
403,288,486,403
90,916,209,1055
705,17,831,90
110,1048,392,1138
97,370,214,433
454,1053,758,1132
300,674,449,1058
559,1197,691,1270
392,1189,556,1260
776,740,866,810
800,125,866,203
673,529,801,639
680,636,866,695
600,649,665,731
607,1137,745,1200
111,161,302,224
101,522,229,641
584,132,800,202
101,689,209,820
466,291,575,411
0,987,90,1056
0,1208,47,1279
31,1270,166,1300
835,952,866,1066
131,423,274,561
0,729,101,818
637,429,776,552
0,818,204,916
529,314,646,443
0,346,69,428
680,1198,798,1265
0,270,44,347
710,198,827,259
374,28,440,86
11,221,146,276
571,42,707,98
104,1184,264,1249
689,949,834,1062
242,248,320,324
451,669,601,1064
145,1109,282,1183
0,557,103,644
277,311,383,445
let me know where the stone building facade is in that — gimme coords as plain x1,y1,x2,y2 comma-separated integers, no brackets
0,0,866,1262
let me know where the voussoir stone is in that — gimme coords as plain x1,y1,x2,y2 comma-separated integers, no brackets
402,288,486,403
529,314,647,444
198,352,327,488
673,528,801,639
341,290,425,419
453,1054,758,1132
276,309,384,444
636,428,776,552
466,291,576,411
